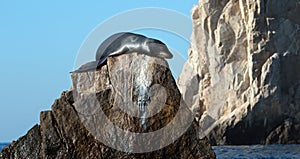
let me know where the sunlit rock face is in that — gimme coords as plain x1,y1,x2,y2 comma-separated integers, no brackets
178,0,300,145
1,53,216,159
70,53,215,158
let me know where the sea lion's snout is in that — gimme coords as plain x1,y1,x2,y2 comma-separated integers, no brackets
159,51,173,59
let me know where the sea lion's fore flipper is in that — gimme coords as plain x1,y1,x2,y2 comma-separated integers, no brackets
109,46,130,56
96,47,130,68
96,56,108,68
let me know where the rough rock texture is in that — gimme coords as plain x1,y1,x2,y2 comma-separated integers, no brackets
1,53,215,158
178,0,300,145
1,125,41,159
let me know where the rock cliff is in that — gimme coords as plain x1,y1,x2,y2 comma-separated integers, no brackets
178,0,300,145
1,53,215,158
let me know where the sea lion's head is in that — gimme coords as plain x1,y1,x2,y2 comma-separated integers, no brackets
146,38,173,59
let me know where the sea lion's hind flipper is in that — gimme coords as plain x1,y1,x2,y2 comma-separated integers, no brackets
70,61,99,73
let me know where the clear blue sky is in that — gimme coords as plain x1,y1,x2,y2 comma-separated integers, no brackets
0,0,197,142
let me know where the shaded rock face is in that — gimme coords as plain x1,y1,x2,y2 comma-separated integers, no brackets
178,0,300,145
1,53,215,158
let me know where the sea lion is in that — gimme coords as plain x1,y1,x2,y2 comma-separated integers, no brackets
72,32,173,73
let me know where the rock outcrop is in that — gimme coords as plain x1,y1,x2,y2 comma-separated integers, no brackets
1,53,215,158
178,0,300,145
